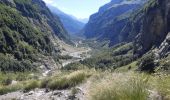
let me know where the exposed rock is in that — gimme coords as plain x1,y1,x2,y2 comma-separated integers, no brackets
11,80,18,85
154,33,170,59
53,91,63,97
133,0,170,56
148,90,163,100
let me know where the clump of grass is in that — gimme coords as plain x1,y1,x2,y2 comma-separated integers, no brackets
24,80,40,92
0,72,37,85
47,70,91,90
87,72,149,100
48,77,68,90
152,75,170,99
40,78,50,88
0,83,23,95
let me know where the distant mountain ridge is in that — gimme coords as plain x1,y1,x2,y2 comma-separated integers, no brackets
47,5,85,34
83,0,147,46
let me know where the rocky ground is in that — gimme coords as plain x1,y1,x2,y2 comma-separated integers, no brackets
0,87,85,100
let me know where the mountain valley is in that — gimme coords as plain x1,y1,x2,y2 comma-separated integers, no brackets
0,0,170,100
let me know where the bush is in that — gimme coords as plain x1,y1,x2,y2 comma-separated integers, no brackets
0,53,35,72
138,53,155,73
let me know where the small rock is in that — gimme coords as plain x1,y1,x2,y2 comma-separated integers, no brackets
45,88,50,93
11,80,17,85
27,91,34,95
53,91,63,97
148,90,162,100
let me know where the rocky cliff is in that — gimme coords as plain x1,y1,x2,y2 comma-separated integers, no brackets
127,0,170,56
83,0,146,46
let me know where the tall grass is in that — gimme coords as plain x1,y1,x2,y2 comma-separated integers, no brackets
24,80,40,92
87,72,149,100
0,83,23,95
151,75,170,99
47,70,92,90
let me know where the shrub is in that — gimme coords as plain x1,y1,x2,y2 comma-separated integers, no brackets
138,53,155,73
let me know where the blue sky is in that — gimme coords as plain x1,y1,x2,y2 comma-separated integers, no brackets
43,0,110,19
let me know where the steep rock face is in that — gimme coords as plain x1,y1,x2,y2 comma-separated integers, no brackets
130,0,170,56
0,0,69,71
154,32,170,59
48,5,85,35
83,0,146,46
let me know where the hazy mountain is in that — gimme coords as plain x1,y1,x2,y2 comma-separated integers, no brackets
78,18,89,23
47,5,85,34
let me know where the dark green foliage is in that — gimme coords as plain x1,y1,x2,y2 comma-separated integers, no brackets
0,3,53,55
138,53,155,73
58,55,73,60
63,62,85,70
0,54,35,72
0,0,70,72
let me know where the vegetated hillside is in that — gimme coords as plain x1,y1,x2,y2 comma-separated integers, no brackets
0,0,69,72
47,5,85,35
83,0,147,46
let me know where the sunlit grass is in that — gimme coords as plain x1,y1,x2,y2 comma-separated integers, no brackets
47,70,92,90
150,74,170,99
0,69,170,100
87,72,149,100
0,83,23,95
24,80,40,92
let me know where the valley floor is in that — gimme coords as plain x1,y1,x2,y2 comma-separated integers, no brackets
0,44,170,100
